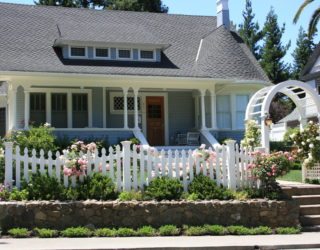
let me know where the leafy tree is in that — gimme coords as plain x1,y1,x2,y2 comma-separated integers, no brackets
35,0,105,8
260,8,291,84
294,0,319,38
238,0,263,60
291,27,315,79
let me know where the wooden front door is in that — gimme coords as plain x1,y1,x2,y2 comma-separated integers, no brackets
146,96,165,146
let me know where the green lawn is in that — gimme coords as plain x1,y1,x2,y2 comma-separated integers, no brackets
277,170,302,183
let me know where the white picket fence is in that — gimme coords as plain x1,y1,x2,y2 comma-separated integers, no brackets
4,140,256,191
303,163,320,182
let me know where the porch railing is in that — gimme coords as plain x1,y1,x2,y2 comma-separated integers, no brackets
4,141,256,191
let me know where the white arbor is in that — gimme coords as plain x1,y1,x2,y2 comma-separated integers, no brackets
245,80,320,153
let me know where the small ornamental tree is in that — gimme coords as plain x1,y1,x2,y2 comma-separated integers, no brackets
241,120,261,148
289,121,320,168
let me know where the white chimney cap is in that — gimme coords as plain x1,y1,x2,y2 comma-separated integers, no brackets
216,0,229,13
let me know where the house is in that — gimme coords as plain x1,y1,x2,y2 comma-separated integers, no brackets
0,0,269,148
270,44,320,141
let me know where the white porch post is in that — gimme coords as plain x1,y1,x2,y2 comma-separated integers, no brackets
210,90,217,130
24,89,30,129
46,92,51,125
123,87,129,129
8,84,17,130
200,89,207,130
133,88,139,130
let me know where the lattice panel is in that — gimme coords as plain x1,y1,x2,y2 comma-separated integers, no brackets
113,97,141,111
306,163,320,180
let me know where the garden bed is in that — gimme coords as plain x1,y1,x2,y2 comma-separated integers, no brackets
0,200,300,231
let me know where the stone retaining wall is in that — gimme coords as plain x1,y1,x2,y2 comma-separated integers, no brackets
0,200,299,230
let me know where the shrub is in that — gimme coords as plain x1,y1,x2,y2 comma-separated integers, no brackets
241,120,261,148
158,225,180,236
94,228,117,237
86,173,117,200
116,228,136,237
227,226,253,235
186,193,199,201
305,178,320,185
275,227,301,234
0,156,4,183
8,188,28,201
183,226,207,236
118,191,143,201
203,225,226,235
136,226,156,237
0,184,10,201
188,174,234,200
60,227,92,237
144,177,183,201
22,172,65,200
33,228,58,238
5,124,57,156
7,228,29,238
252,226,272,235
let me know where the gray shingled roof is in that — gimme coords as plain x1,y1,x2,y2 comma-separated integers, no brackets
301,43,320,81
0,2,269,81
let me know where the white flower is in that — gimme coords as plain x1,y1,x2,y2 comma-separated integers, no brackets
316,136,320,141
309,121,314,125
307,139,311,143
290,134,296,139
199,144,206,150
309,144,314,149
298,149,302,153
44,122,51,127
301,129,304,132
302,142,305,146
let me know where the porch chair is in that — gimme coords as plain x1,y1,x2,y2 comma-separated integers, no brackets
187,132,200,146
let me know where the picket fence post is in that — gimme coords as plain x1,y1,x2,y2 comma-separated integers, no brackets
226,140,237,190
4,142,13,189
121,141,132,191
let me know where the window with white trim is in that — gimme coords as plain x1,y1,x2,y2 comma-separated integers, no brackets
235,95,249,129
30,93,46,126
140,50,155,60
117,49,131,59
110,93,141,114
51,93,67,128
217,95,231,129
70,47,86,57
95,48,110,58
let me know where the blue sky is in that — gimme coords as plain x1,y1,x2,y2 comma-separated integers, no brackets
1,0,318,64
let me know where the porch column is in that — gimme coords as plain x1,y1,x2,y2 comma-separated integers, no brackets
133,88,139,130
24,89,30,129
46,92,51,125
122,87,129,129
210,90,217,130
8,84,17,130
200,89,207,130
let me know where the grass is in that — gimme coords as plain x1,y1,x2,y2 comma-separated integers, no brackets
7,228,29,238
33,228,58,238
60,227,92,238
277,170,302,183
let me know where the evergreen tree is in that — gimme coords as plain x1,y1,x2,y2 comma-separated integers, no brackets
260,7,291,83
238,0,263,60
291,27,315,79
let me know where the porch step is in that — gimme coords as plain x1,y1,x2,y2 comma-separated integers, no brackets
300,205,320,215
292,195,320,205
300,215,320,226
282,186,320,196
302,225,320,232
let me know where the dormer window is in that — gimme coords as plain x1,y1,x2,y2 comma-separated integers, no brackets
70,46,87,58
117,49,132,60
140,50,155,60
94,48,110,59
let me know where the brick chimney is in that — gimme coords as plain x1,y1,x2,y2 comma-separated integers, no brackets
216,0,230,29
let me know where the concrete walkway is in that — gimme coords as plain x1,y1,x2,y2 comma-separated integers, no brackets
278,180,319,187
1,233,320,250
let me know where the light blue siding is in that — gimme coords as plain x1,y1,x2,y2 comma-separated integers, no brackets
54,130,134,146
62,46,69,59
168,91,195,145
133,49,139,60
90,87,103,128
156,49,161,62
110,48,117,60
87,47,94,59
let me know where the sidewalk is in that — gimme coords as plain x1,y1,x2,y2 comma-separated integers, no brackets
1,233,320,250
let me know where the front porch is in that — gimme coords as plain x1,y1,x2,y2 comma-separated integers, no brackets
2,73,259,148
